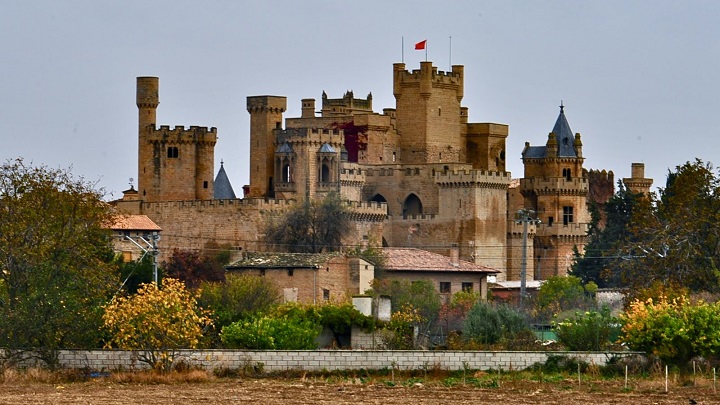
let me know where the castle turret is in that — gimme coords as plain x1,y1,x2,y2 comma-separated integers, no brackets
393,61,464,164
136,77,217,202
137,77,159,132
137,77,158,201
623,163,653,195
247,96,287,198
301,98,315,118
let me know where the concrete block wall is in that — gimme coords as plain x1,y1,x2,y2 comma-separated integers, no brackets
44,350,638,373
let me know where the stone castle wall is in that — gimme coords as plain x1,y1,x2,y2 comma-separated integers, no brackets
113,198,386,262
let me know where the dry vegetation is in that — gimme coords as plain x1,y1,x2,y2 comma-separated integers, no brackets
1,367,719,404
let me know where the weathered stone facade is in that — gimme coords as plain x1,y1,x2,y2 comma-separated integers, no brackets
114,61,649,282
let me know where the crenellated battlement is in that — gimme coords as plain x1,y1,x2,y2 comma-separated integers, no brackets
436,169,512,189
275,127,344,145
344,200,387,222
520,177,588,192
144,124,218,144
536,222,589,238
394,64,463,87
340,167,366,183
140,197,297,212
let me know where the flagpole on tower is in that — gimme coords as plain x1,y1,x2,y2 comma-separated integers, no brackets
415,39,427,61
402,36,404,63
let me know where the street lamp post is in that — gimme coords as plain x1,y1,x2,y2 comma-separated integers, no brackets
516,209,541,308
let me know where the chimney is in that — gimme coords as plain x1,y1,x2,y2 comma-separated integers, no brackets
450,243,459,267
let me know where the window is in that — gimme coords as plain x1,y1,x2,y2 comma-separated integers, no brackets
563,206,574,225
321,163,330,183
323,289,330,301
167,147,179,158
462,282,473,292
548,216,554,227
562,168,572,180
282,163,292,182
288,269,294,277
402,193,423,218
439,282,451,294
203,181,208,189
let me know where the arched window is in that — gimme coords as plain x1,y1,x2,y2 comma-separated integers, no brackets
167,146,179,158
402,193,423,218
321,163,330,183
370,194,387,203
282,163,292,182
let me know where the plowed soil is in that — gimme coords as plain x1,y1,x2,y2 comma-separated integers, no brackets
0,378,717,404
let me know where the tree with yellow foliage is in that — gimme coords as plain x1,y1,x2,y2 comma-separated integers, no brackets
102,278,212,371
620,295,720,376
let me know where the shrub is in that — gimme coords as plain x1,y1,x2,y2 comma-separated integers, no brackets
462,302,530,345
220,315,319,350
554,307,620,351
379,304,424,349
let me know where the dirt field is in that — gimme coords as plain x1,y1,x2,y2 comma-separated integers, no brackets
0,378,718,404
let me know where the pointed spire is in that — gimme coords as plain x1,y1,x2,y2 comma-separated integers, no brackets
552,101,576,158
214,160,236,199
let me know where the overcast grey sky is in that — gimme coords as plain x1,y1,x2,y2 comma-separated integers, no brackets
2,1,719,199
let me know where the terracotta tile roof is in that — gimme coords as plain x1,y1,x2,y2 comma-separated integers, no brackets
107,215,162,231
382,248,499,273
227,252,342,269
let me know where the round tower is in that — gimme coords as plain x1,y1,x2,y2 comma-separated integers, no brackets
137,77,159,131
136,77,159,200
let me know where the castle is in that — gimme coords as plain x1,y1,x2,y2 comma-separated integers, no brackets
114,60,653,282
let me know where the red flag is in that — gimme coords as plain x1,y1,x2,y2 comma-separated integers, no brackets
415,40,426,50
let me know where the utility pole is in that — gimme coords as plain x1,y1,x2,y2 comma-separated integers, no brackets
124,231,161,285
516,209,541,308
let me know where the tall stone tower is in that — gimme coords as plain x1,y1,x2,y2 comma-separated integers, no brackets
136,77,217,202
520,105,590,278
623,163,653,195
247,96,287,198
393,62,464,164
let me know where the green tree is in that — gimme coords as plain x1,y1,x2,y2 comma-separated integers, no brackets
368,279,442,326
571,182,645,287
264,192,350,253
198,274,281,333
620,295,720,375
115,254,155,295
533,276,595,321
619,160,720,293
0,158,117,368
102,278,212,371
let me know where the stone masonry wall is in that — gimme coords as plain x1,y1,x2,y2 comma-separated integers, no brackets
47,350,638,372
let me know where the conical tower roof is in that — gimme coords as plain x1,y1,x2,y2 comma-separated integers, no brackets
213,161,236,199
552,103,576,157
